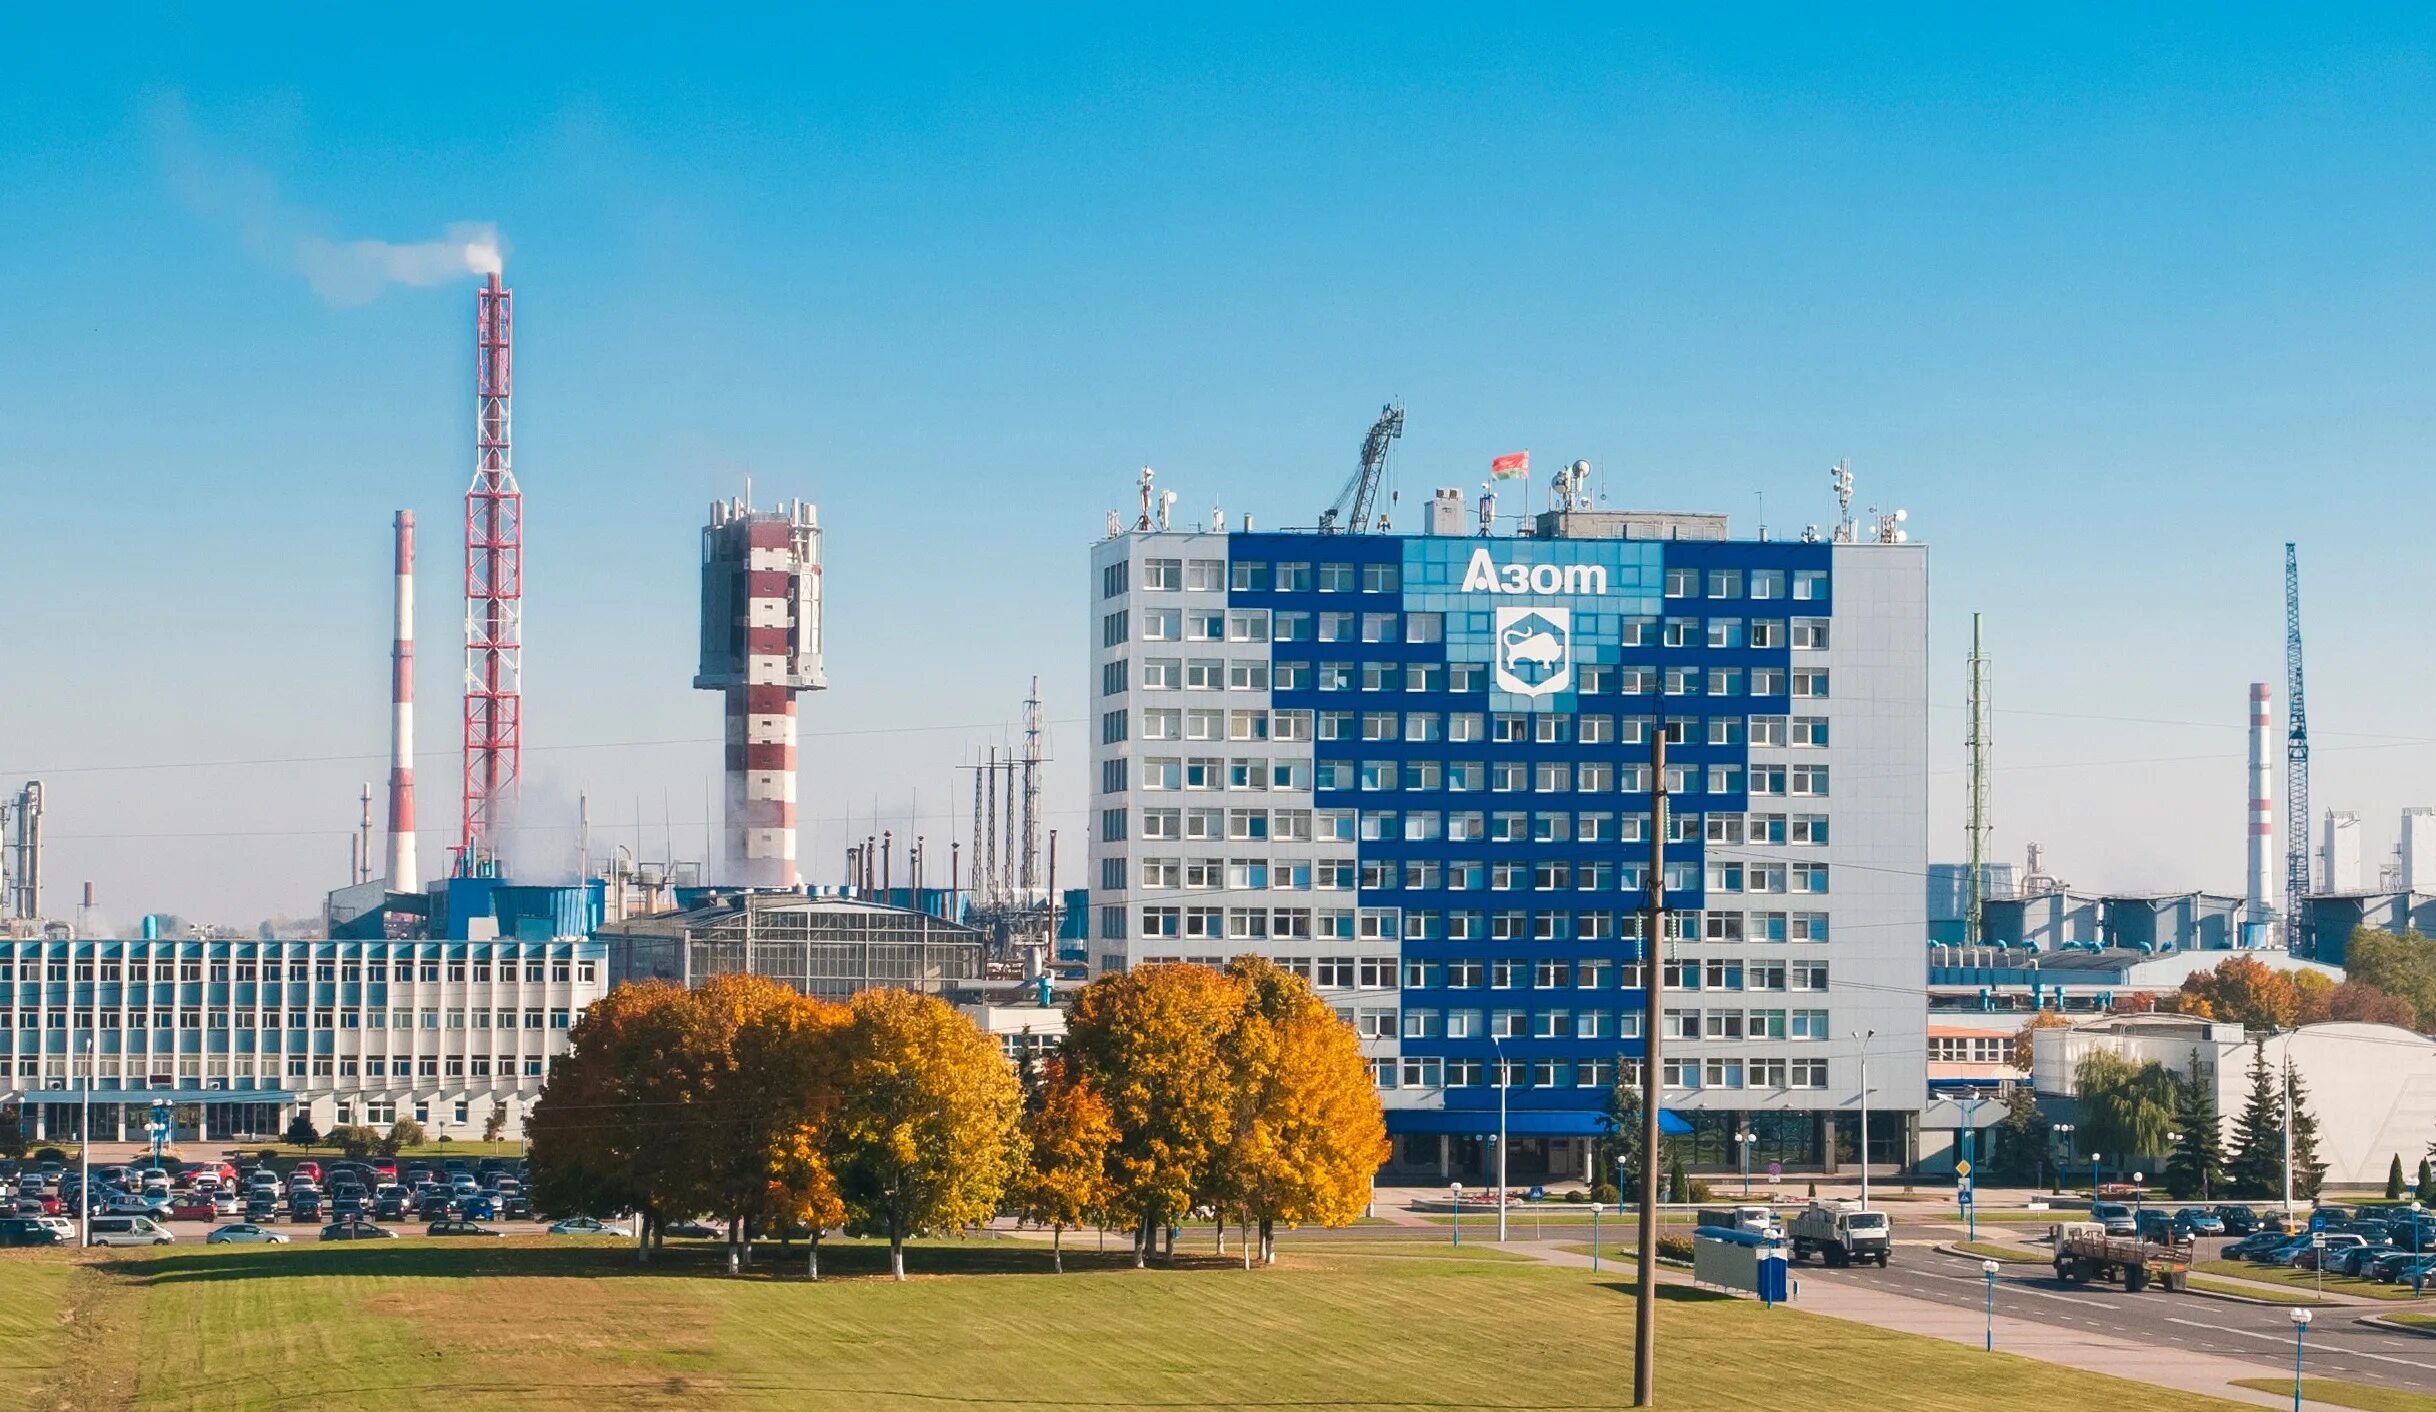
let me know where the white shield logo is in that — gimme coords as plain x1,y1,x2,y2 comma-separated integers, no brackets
1494,607,1571,698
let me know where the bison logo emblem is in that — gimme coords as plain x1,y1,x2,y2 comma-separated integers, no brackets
1494,607,1571,698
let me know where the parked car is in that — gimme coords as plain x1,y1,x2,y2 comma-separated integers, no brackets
290,1161,322,1185
2089,1202,2137,1237
664,1220,719,1239
417,1193,454,1221
501,1192,531,1220
2251,1236,2313,1265
2295,1234,2368,1271
167,1198,217,1222
2171,1208,2225,1237
0,1217,60,1247
372,1186,409,1221
459,1195,497,1221
205,1223,289,1245
547,1216,628,1237
2385,1254,2436,1286
288,1193,323,1222
427,1220,502,1238
87,1216,172,1248
33,1216,73,1242
2224,1231,2287,1260
318,1222,398,1241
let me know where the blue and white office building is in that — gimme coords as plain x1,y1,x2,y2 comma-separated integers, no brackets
1087,496,1927,1181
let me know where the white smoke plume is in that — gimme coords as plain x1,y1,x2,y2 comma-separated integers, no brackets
153,95,507,307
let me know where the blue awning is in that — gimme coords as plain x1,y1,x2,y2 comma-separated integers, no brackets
12,1089,292,1106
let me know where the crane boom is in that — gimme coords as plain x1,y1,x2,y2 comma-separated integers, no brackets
1319,403,1405,532
2285,542,2310,937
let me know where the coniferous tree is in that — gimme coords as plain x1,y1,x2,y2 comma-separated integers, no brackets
2163,1053,2227,1202
2286,1060,2328,1199
2225,1039,2286,1200
2418,1157,2433,1201
2391,1155,2408,1202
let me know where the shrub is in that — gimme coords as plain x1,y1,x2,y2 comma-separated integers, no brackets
1562,1189,1586,1203
329,1125,381,1160
1656,1234,1696,1263
383,1118,427,1155
30,1146,66,1167
283,1113,320,1147
1592,1182,1620,1205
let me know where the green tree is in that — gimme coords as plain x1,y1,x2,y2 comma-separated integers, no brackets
2419,1157,2433,1201
2286,1061,2328,1200
2162,1053,2226,1202
1987,1087,2051,1188
2344,930,2436,1028
2225,1040,2286,1199
1600,1069,1666,1201
827,988,1026,1281
2391,1155,2408,1201
0,1116,30,1161
2073,1050,2176,1166
330,1124,380,1159
384,1117,427,1154
283,1111,320,1147
482,1107,506,1143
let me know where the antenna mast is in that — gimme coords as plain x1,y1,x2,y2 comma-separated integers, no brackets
1020,676,1043,895
1319,403,1405,532
1965,613,1990,945
2284,543,2310,940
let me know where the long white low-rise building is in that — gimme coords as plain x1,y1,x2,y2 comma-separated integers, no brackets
3,935,604,1145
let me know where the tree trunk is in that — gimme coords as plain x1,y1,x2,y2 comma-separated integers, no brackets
727,1214,740,1274
1162,1220,1175,1263
1133,1213,1148,1269
1241,1213,1252,1270
808,1230,821,1281
1053,1223,1064,1274
1260,1218,1275,1265
890,1214,906,1282
637,1210,650,1265
1216,1216,1226,1255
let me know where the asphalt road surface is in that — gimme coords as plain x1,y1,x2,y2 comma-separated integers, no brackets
1801,1245,2436,1393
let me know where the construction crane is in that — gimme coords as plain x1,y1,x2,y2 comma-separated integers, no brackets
1318,403,1404,532
2285,542,2310,936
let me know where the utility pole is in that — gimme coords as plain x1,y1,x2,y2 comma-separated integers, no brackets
1634,729,1667,1408
1965,613,1990,945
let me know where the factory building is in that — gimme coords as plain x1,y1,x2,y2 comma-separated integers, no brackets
2,933,603,1144
696,498,825,890
598,891,982,1000
1085,484,1929,1180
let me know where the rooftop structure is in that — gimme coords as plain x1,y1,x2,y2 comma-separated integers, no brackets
597,892,980,1001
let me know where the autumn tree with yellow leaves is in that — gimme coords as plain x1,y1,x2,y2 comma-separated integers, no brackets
827,988,1028,1281
1016,1056,1117,1272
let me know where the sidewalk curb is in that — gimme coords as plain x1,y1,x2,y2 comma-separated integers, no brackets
2358,1314,2436,1337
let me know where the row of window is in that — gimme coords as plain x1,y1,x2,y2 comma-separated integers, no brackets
1112,658,1833,699
0,960,593,985
1124,855,1831,897
12,1056,546,1083
1368,1055,1831,1091
1114,757,1831,802
1390,1006,1834,1040
1102,806,1826,847
1111,904,1833,944
1110,557,1829,603
9,1008,572,1032
1134,607,1830,651
1928,1035,2012,1064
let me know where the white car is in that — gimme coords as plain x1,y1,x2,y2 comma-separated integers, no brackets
33,1217,73,1241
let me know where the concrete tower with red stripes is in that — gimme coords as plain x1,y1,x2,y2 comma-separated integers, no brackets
695,498,825,888
385,510,420,892
2248,680,2276,932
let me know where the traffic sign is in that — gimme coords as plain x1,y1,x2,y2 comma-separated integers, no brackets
2310,1232,2326,1247
1955,1159,1973,1178
1958,1188,1975,1206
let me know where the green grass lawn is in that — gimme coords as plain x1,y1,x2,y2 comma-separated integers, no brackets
0,1237,2283,1411
2383,1312,2436,1329
2196,1260,2424,1300
2232,1378,2436,1412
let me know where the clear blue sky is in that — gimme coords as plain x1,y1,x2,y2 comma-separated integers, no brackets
4,6,2434,923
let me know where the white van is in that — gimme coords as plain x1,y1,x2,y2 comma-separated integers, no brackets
87,1216,172,1248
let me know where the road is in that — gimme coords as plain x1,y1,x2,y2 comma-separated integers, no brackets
1802,1241,2436,1393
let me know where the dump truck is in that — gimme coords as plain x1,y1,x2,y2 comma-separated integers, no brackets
2050,1221,2191,1292
1786,1200,1891,1268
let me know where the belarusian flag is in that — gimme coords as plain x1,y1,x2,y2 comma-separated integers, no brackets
1490,451,1529,479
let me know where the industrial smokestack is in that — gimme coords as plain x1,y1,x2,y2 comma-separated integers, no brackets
2248,681,2276,930
385,510,421,892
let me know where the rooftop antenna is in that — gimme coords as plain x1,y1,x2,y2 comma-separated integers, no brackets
1965,614,1991,945
1136,467,1155,530
1476,483,1495,538
1209,504,1224,533
1157,489,1176,531
1830,459,1855,543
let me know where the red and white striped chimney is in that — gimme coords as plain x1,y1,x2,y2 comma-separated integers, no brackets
2248,681,2274,926
385,510,420,892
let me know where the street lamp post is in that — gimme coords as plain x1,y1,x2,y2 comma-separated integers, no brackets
2413,1200,2425,1296
2132,1172,2146,1226
1982,1259,2000,1351
1591,1202,1604,1272
1450,1183,1462,1248
2051,1122,2074,1193
2290,1308,2313,1412
76,1037,91,1250
1492,1036,1509,1243
1736,1128,1756,1199
2089,1153,2103,1201
1852,1030,1876,1210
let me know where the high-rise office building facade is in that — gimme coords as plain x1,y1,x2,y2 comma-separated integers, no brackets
1086,506,1926,1180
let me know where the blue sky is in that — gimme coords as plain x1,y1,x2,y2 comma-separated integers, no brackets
4,7,2435,923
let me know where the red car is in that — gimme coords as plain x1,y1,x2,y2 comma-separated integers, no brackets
291,1162,322,1185
168,1198,217,1222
